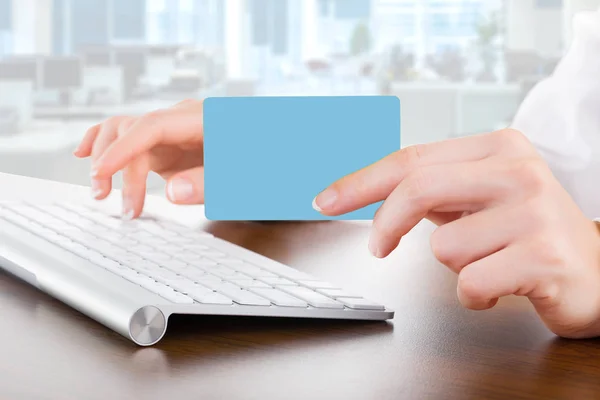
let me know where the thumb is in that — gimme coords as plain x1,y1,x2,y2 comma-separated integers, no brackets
166,166,205,205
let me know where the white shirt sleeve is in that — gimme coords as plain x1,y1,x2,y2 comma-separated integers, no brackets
510,8,600,218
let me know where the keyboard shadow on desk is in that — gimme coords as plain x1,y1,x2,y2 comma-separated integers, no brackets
157,314,394,363
200,219,370,268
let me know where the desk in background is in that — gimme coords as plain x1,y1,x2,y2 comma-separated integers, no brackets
0,172,599,400
0,119,166,192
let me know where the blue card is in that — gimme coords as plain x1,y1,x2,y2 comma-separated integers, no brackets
203,96,401,221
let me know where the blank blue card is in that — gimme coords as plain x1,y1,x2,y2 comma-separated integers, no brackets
203,96,400,221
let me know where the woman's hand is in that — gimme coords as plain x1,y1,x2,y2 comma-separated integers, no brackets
74,99,205,219
314,129,600,339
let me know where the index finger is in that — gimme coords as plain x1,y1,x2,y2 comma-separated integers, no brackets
92,105,204,178
313,131,509,216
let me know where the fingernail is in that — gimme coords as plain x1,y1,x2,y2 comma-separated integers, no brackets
90,168,99,178
167,178,194,202
91,180,102,199
312,197,322,212
314,188,338,212
122,209,134,221
368,236,381,258
122,197,134,220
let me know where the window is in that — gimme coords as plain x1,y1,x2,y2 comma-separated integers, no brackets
0,0,11,31
147,0,166,13
113,0,146,40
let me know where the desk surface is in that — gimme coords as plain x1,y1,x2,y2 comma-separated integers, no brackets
1,172,600,400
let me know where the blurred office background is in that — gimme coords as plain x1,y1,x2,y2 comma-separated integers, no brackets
0,0,599,192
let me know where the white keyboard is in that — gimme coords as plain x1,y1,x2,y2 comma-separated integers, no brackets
0,202,393,346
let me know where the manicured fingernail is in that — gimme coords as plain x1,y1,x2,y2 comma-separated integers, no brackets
312,197,322,212
122,197,134,220
91,180,102,199
368,236,381,258
122,209,134,221
90,168,99,178
314,188,338,212
167,178,194,202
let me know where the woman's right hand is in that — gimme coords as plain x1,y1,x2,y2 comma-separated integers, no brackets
73,99,205,219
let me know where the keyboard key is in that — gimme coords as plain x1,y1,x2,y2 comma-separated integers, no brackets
129,244,154,253
207,265,237,276
297,280,340,290
257,277,297,286
160,259,189,272
186,244,211,251
138,237,168,246
237,265,278,278
60,241,96,259
156,244,185,253
173,252,205,263
91,256,130,273
336,297,385,311
138,251,172,261
166,236,195,244
194,277,226,290
316,288,362,299
205,282,270,306
149,268,181,283
156,288,195,304
198,292,234,305
157,221,191,233
189,258,219,268
229,279,271,289
250,288,308,308
130,273,158,286
129,259,160,272
195,250,227,258
260,265,319,281
216,257,245,266
169,282,214,300
279,287,344,309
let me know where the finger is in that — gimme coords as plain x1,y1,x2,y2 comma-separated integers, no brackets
430,203,533,273
91,117,137,200
313,129,532,216
425,211,464,226
93,106,204,179
172,98,201,109
166,166,205,205
90,118,122,199
121,154,150,219
74,123,100,158
457,244,537,310
368,160,516,258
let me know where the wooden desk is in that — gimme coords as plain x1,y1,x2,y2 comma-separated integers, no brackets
1,173,599,399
